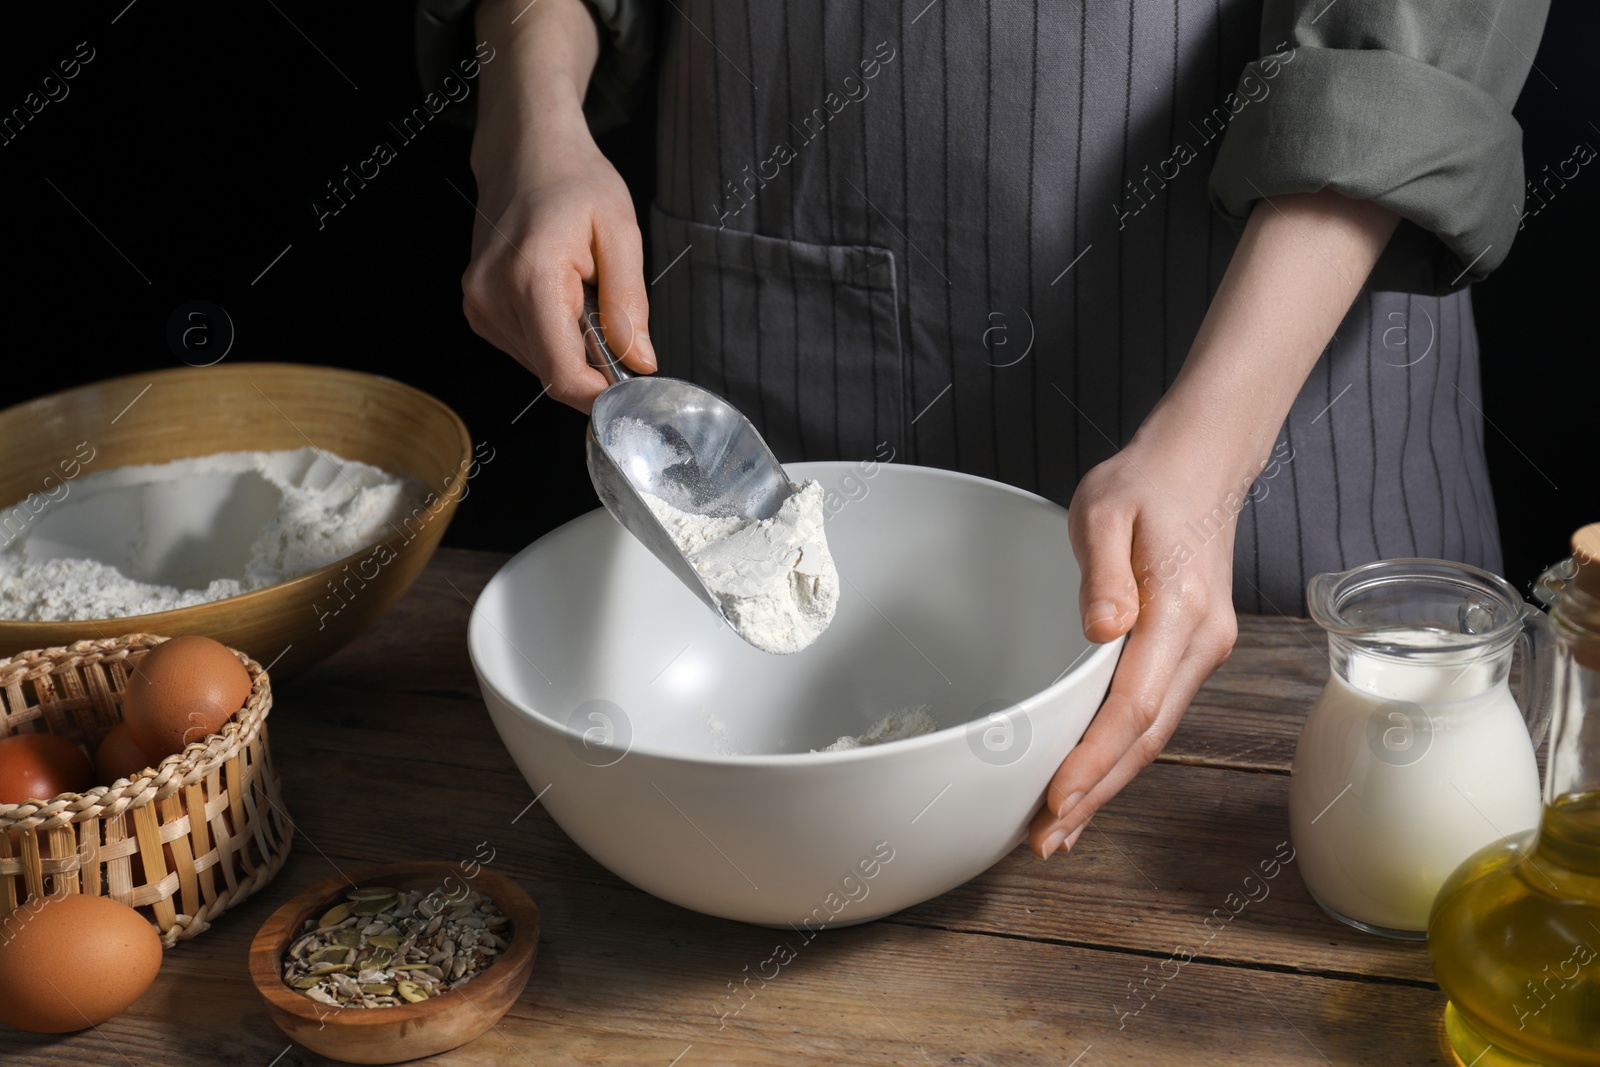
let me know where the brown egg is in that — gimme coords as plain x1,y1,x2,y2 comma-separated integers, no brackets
94,724,155,786
0,733,94,804
122,636,251,762
0,892,162,1032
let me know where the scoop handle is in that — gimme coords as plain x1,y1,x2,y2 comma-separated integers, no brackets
581,282,633,385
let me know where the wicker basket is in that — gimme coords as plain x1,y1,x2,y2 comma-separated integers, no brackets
0,633,293,946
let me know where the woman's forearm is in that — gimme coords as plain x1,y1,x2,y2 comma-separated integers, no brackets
1133,190,1401,486
472,0,602,173
1035,191,1402,857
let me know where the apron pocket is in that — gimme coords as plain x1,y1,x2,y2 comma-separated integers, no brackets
649,204,903,462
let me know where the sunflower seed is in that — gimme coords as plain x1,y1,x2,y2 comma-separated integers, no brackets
283,880,507,1010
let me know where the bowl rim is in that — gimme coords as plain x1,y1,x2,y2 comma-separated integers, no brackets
0,362,473,634
248,860,539,1031
468,460,1125,768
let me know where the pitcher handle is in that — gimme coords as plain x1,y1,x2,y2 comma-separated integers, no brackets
1517,603,1559,750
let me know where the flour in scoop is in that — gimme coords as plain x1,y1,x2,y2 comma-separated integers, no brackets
0,447,423,621
642,480,839,654
817,705,940,752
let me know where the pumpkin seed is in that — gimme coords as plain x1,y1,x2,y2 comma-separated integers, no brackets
319,903,352,927
396,980,429,1003
347,886,398,901
352,896,397,916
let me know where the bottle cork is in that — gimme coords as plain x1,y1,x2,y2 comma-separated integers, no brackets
1574,523,1600,599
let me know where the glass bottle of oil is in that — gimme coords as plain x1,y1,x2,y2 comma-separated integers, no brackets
1428,522,1600,1066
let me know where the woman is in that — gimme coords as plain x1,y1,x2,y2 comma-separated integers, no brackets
424,0,1548,858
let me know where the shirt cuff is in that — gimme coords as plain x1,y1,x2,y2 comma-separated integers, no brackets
1209,46,1525,294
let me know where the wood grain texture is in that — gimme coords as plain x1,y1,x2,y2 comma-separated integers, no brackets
6,549,1452,1066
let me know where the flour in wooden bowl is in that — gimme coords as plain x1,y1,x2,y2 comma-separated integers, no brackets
0,447,423,621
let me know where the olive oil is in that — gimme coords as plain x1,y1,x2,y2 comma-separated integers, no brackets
1428,524,1600,1067
1428,793,1600,1066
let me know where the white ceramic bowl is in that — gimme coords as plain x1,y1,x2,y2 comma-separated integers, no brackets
469,462,1121,926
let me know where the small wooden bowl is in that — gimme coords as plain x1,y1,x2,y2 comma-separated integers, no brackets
0,363,472,678
249,862,539,1064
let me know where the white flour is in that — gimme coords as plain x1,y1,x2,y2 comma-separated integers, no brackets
0,448,422,621
642,480,839,655
818,705,940,752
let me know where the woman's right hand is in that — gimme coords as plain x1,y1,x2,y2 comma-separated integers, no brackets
463,0,655,413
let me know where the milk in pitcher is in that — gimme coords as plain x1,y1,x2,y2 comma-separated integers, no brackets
1290,559,1556,939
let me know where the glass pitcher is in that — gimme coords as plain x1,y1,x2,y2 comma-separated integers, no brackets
1288,558,1558,939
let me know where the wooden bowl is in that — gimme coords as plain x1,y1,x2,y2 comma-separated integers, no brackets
249,862,540,1064
0,363,472,677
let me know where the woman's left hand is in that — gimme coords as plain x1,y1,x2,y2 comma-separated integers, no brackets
1026,435,1245,858
1026,189,1400,859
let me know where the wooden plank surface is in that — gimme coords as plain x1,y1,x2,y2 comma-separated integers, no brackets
9,548,1452,1066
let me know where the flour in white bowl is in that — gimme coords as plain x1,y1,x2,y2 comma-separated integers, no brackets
817,705,940,752
0,447,423,621
642,480,839,655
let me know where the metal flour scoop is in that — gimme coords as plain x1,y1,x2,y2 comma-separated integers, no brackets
580,284,794,619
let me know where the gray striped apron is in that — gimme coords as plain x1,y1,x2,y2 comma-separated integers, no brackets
647,0,1503,616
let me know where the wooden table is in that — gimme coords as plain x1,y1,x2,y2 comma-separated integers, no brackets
15,548,1453,1066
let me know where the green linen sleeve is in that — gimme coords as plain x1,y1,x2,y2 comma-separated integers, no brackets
1208,0,1551,293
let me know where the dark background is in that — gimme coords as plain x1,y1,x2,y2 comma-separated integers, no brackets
1,1,1591,598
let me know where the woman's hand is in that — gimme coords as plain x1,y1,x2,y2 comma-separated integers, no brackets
1026,436,1242,858
463,0,655,413
1028,189,1400,858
